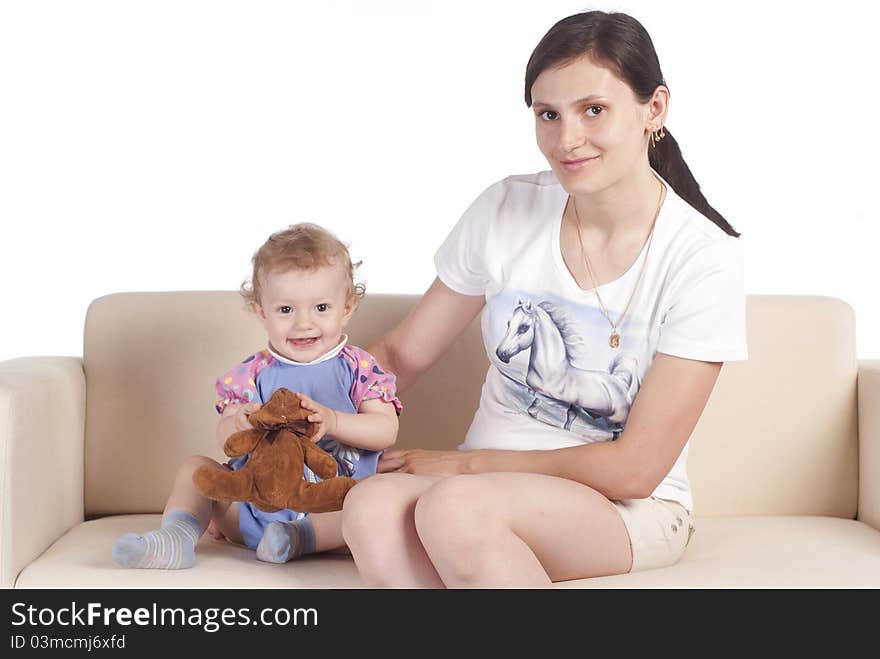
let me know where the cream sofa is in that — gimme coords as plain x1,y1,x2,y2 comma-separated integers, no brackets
2,292,880,588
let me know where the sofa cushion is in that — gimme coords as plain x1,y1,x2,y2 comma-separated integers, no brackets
15,514,880,588
15,515,363,588
564,516,880,588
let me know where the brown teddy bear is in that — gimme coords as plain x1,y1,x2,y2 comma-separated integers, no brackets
192,387,357,513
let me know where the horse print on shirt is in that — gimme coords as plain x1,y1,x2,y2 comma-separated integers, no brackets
495,299,641,439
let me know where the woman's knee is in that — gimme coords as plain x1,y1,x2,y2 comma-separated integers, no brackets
414,475,499,547
341,474,412,543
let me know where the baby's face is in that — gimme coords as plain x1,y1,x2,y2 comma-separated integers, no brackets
256,263,355,363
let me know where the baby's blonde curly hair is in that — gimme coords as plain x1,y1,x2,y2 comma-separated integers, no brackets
240,223,366,309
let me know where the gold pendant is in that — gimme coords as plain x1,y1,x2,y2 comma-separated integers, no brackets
609,331,620,349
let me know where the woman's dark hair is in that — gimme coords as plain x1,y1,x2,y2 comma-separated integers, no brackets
525,11,739,237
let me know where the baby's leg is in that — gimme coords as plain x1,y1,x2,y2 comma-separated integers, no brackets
209,500,245,546
256,511,343,564
113,456,229,569
311,511,345,551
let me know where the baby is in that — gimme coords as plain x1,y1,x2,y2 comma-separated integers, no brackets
113,223,401,568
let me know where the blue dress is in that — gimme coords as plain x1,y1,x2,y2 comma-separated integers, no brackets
216,343,401,550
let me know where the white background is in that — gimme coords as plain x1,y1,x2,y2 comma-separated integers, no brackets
1,0,878,362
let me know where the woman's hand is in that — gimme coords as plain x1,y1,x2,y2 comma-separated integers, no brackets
295,392,338,442
378,449,471,476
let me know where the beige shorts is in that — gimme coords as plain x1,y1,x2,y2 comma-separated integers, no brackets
612,496,694,573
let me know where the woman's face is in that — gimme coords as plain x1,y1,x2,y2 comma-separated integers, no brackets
530,55,664,196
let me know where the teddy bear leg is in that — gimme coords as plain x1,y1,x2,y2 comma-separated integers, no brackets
285,477,358,514
192,465,256,504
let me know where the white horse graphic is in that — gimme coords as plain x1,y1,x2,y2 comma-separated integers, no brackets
495,299,640,431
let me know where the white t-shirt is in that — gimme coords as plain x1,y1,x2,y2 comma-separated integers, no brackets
434,170,748,511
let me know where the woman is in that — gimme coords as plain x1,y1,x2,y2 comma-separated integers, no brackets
343,10,747,587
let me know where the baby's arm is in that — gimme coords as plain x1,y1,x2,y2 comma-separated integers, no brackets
296,393,398,451
213,350,273,450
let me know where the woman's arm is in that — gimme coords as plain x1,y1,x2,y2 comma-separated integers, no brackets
379,353,722,501
367,277,485,392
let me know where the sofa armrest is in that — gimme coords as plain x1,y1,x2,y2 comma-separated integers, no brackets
858,360,880,532
0,357,85,587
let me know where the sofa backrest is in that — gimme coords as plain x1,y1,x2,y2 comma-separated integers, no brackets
83,293,858,518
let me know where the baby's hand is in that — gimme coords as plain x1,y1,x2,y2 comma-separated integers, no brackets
232,402,262,432
295,393,338,443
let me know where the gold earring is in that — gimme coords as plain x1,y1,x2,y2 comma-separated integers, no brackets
650,126,665,148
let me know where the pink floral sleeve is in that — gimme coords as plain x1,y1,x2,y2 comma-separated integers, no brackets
340,345,403,414
214,349,275,414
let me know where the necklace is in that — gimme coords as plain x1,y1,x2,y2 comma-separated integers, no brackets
570,181,664,349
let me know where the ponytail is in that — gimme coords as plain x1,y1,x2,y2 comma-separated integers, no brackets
649,129,740,237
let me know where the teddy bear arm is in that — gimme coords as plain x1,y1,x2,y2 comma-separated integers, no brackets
301,440,342,480
224,429,261,457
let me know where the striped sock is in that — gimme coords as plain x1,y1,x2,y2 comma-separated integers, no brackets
255,518,316,564
112,510,203,569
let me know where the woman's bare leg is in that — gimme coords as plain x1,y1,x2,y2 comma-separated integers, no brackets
413,472,632,587
341,473,445,587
